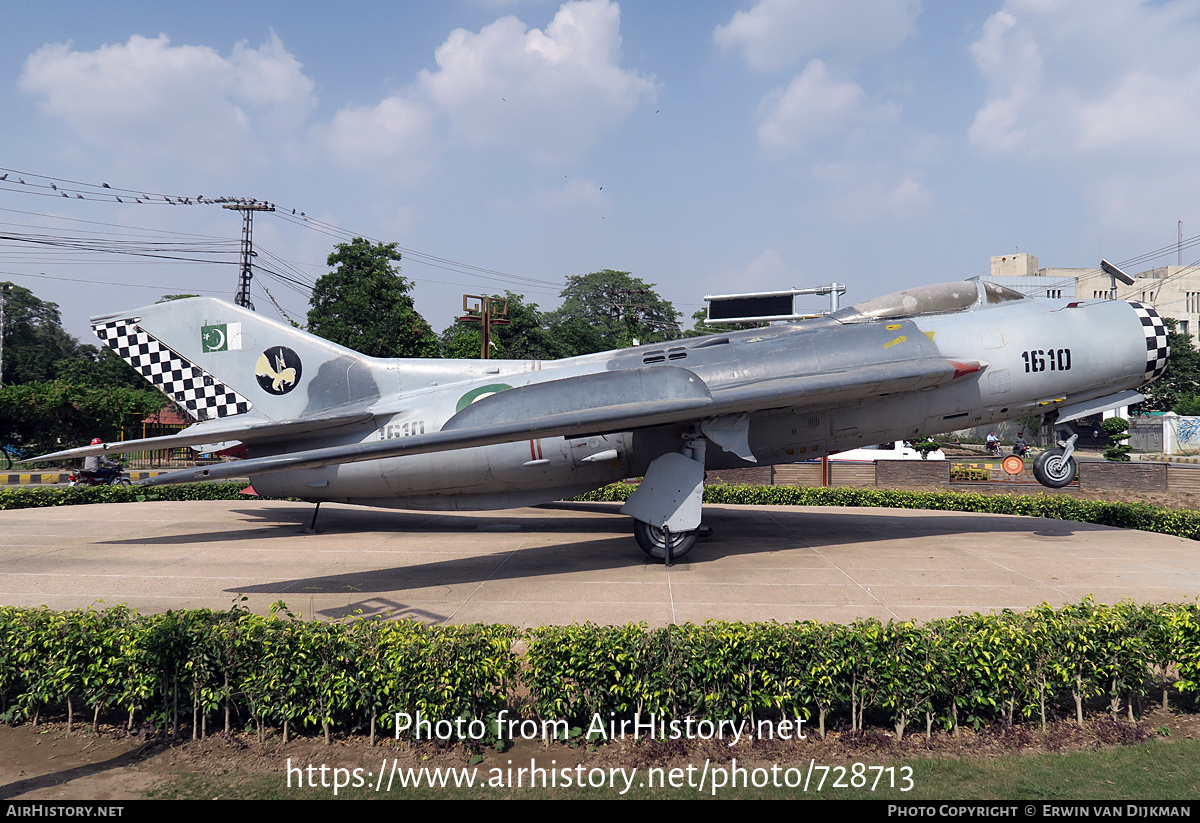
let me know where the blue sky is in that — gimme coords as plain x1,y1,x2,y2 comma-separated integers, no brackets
4,0,1200,340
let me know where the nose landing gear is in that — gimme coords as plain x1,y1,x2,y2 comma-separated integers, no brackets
1032,432,1078,488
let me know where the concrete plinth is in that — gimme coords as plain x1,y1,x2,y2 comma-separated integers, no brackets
1,499,1196,626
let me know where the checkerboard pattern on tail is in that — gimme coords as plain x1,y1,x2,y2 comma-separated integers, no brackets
93,318,253,420
1129,301,1170,381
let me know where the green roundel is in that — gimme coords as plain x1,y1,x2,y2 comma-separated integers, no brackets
456,383,513,413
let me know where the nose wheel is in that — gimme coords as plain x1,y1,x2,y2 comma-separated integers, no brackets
633,520,698,560
1032,433,1078,488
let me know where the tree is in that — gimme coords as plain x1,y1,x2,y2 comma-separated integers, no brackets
1,283,80,385
306,239,437,358
1101,417,1131,462
53,346,149,391
684,307,766,337
1139,318,1200,412
0,283,167,458
0,282,145,389
1,380,166,456
544,270,681,356
1174,395,1200,415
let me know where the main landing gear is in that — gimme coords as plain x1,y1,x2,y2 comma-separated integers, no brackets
1032,432,1078,488
633,520,699,560
621,436,709,565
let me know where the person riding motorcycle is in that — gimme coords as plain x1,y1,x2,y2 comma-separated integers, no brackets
82,438,122,483
985,431,1000,455
1012,432,1031,457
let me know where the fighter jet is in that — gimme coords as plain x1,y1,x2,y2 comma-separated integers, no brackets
31,277,1168,561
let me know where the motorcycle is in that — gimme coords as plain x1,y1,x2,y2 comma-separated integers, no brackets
1011,442,1032,458
985,439,1001,456
68,469,131,487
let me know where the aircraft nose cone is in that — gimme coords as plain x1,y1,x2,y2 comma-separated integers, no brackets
1126,301,1170,382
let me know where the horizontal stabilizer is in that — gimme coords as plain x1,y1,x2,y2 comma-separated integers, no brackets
26,410,376,463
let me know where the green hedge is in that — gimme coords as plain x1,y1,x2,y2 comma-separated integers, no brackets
0,482,274,510
0,603,515,742
2,600,1199,743
522,602,1200,740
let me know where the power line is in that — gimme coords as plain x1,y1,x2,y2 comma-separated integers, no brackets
270,210,564,290
0,165,240,207
0,269,227,294
0,205,230,242
0,231,238,265
0,164,569,296
254,244,562,298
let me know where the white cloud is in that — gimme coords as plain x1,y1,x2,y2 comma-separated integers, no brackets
19,2,655,188
1076,69,1200,154
968,1,1200,230
322,0,656,176
757,60,900,151
416,0,657,161
728,3,931,226
19,32,316,173
714,0,922,72
324,97,436,182
754,59,929,222
969,0,1200,157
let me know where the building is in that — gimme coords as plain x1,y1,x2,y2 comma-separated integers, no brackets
973,251,1187,440
988,252,1198,342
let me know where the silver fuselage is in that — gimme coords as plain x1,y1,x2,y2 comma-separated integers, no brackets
246,292,1154,510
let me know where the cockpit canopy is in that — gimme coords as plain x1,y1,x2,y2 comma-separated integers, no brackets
832,278,1025,323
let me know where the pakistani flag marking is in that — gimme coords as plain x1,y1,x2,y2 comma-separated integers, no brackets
201,323,242,353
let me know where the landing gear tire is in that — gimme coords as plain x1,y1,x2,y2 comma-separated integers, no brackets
1033,448,1076,488
633,520,698,561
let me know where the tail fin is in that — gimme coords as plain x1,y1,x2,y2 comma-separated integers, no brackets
92,297,386,422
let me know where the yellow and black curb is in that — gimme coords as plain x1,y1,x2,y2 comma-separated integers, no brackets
1,471,169,485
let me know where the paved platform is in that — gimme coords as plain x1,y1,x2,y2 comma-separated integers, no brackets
0,499,1197,626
